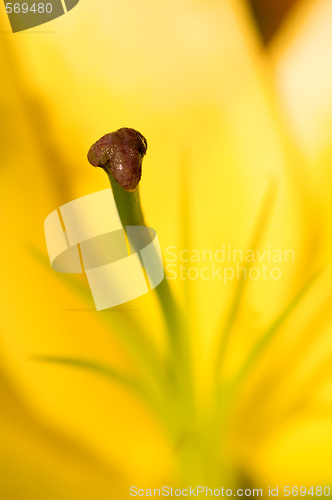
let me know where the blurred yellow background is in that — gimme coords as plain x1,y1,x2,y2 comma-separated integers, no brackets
1,0,332,497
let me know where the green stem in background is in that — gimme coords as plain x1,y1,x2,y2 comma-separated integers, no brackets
28,242,163,386
32,355,162,417
232,267,322,393
214,179,278,381
88,128,194,416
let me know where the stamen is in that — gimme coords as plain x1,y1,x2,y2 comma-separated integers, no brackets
88,129,194,411
88,127,147,192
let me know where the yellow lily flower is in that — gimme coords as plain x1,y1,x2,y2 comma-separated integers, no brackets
1,0,332,497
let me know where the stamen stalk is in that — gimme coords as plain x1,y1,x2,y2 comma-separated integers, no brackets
88,128,194,412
